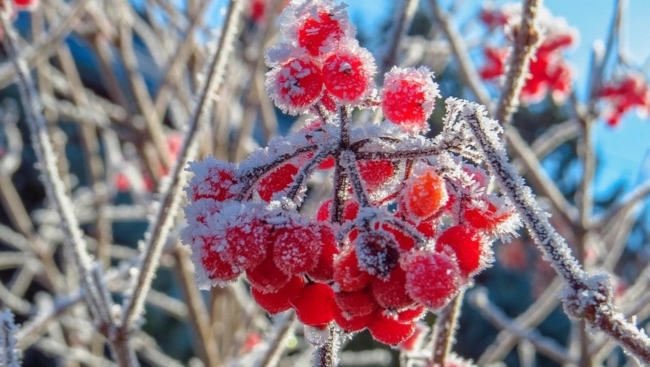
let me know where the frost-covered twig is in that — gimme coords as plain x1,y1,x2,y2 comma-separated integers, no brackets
468,289,574,364
312,327,340,367
430,291,463,366
1,309,21,367
0,0,90,88
120,0,244,331
494,0,543,126
0,3,123,356
461,103,650,364
505,128,579,224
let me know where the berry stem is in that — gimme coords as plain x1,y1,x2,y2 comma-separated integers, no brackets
312,327,340,367
430,290,464,366
494,0,543,127
285,147,337,203
237,145,319,200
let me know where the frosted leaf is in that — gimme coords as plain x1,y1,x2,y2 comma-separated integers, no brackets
304,324,331,347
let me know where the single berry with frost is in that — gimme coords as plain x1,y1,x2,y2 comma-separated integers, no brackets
404,251,460,309
322,45,376,104
381,67,439,133
266,57,323,114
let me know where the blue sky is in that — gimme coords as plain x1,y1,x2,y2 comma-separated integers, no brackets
347,0,650,197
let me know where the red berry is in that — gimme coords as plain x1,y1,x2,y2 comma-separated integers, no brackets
381,67,439,133
272,220,322,275
322,46,376,104
188,157,237,202
247,254,291,293
332,304,373,333
297,11,345,56
354,231,400,278
401,167,447,220
333,247,372,292
267,57,323,114
462,197,514,232
252,276,305,314
398,324,428,351
358,160,395,191
257,163,299,202
368,311,416,345
435,226,484,277
306,224,339,282
334,287,378,317
318,91,338,113
221,219,269,271
381,222,416,252
404,252,460,310
315,199,359,222
197,235,241,283
371,267,415,310
395,305,426,323
292,283,336,326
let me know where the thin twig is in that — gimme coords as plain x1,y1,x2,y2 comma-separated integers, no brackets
462,104,650,364
494,0,543,127
120,0,245,331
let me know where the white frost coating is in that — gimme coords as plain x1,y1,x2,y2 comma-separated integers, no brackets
304,325,331,347
0,309,21,367
458,99,650,363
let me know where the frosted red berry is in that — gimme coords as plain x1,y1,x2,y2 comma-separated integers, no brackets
435,225,483,277
358,159,395,191
404,251,460,310
306,224,339,282
315,198,359,222
333,247,373,292
334,287,379,317
463,197,514,232
332,304,373,332
368,311,416,345
297,11,344,56
292,283,336,326
188,158,237,203
395,305,426,323
371,266,415,310
197,235,241,283
272,220,322,276
252,276,305,314
381,67,439,133
220,219,269,271
246,254,291,293
322,46,376,103
401,167,447,220
257,163,299,202
354,231,400,278
267,57,323,114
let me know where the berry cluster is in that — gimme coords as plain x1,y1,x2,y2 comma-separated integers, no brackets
479,4,576,104
182,0,518,347
597,72,650,127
